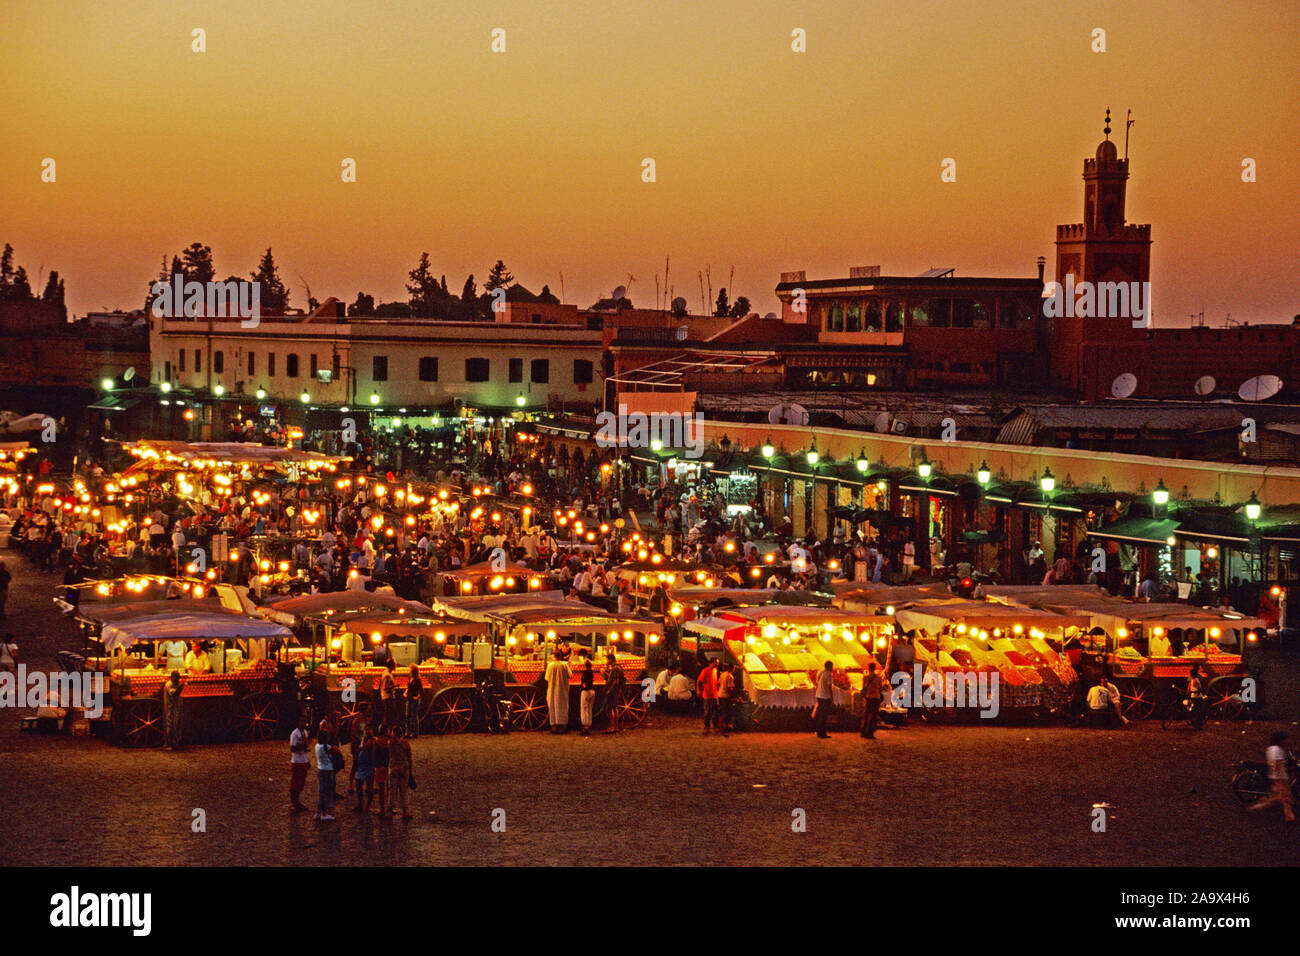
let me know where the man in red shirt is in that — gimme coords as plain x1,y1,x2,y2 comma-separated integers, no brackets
696,660,719,734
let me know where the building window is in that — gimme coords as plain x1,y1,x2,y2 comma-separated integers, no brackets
864,299,882,333
268,352,276,377
912,299,951,328
248,351,255,376
373,355,388,382
310,353,318,377
418,357,438,381
826,300,844,332
179,350,186,373
886,301,904,333
465,358,490,382
164,360,172,381
574,359,593,384
286,353,299,378
951,299,990,329
333,353,340,378
194,349,202,373
213,350,224,374
509,358,523,383
530,359,549,383
845,302,862,332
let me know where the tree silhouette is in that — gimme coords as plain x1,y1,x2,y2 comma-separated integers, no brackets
181,242,215,285
714,287,730,317
485,260,514,291
348,292,375,317
41,270,67,321
250,247,290,312
729,296,751,318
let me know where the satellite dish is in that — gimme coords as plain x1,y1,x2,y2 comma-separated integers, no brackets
873,412,892,433
767,402,810,426
611,285,627,301
123,367,136,382
1193,375,1216,396
1238,375,1283,402
764,312,777,319
1111,373,1138,399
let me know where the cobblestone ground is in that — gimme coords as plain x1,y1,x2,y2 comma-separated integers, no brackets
2,553,1297,867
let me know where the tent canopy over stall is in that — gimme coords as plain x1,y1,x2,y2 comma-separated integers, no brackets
669,586,832,608
895,601,1090,636
99,608,293,654
834,584,958,613
261,589,431,626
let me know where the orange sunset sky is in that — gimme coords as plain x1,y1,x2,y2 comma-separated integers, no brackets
2,0,1297,323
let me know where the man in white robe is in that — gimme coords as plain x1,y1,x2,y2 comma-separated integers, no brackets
544,652,572,733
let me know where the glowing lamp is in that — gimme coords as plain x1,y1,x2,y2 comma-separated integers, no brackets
1151,480,1170,507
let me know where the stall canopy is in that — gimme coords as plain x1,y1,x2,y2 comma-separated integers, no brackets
684,617,751,641
429,591,574,622
833,583,957,612
262,589,431,625
671,586,832,608
984,587,1264,639
101,609,292,654
895,601,1089,635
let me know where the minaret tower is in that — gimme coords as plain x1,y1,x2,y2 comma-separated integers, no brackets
1051,109,1153,398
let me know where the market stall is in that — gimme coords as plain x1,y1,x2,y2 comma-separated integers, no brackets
984,586,1261,718
72,592,295,746
705,605,897,730
890,602,1085,715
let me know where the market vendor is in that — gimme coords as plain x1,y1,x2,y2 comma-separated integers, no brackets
184,641,212,675
158,638,187,673
1147,629,1173,657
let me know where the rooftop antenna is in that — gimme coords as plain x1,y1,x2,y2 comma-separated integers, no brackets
1104,107,1111,140
1124,109,1134,160
698,271,706,316
558,271,565,303
664,255,670,313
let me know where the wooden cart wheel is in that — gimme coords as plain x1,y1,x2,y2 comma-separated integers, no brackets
507,686,548,731
1118,679,1155,720
336,696,371,736
428,689,473,735
611,683,649,729
1208,676,1246,720
121,698,165,748
234,693,280,741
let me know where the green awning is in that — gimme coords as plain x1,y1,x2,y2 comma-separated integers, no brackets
87,395,143,412
1087,516,1180,545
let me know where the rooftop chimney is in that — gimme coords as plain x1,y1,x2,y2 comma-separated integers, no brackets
1036,256,1046,283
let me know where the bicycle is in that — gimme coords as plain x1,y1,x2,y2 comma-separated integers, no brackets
1159,693,1208,730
